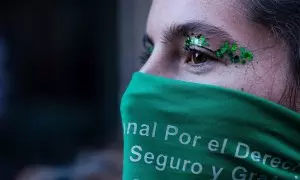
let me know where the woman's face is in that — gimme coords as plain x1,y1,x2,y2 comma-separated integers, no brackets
141,0,290,104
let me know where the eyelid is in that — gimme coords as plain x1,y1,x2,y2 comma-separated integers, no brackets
185,45,228,66
186,45,218,60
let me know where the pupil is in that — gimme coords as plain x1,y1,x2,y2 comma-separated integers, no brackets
193,52,207,64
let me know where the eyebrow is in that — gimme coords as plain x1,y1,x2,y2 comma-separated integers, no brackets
145,21,236,45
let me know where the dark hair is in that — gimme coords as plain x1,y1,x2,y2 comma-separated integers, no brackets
247,0,300,110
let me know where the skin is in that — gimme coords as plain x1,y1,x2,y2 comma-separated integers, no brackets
140,0,291,105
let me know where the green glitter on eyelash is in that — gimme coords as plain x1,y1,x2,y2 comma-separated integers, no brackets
185,35,254,64
200,36,209,46
185,35,209,47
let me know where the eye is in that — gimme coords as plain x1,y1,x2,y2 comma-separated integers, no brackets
184,47,218,65
139,46,153,64
139,35,154,64
186,49,209,64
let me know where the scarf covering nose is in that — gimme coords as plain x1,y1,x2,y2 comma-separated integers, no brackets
120,72,300,180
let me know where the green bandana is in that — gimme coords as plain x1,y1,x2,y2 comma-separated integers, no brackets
120,72,300,180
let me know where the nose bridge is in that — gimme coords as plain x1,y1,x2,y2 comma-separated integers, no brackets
139,49,176,78
139,56,164,75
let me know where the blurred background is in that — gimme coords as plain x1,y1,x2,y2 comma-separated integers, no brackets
0,0,151,179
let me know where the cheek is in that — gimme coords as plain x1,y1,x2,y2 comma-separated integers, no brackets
175,59,288,103
242,59,289,103
175,63,249,90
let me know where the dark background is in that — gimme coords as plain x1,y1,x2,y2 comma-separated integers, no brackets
0,0,120,179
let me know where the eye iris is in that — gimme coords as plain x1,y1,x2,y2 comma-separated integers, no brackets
191,52,207,64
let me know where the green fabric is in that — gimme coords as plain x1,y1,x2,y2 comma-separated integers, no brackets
120,72,300,180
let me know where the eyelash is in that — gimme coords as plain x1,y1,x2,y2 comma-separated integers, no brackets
139,44,218,65
184,46,218,65
140,36,154,64
139,50,152,65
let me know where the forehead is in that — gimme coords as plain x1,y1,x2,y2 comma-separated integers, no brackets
146,0,265,48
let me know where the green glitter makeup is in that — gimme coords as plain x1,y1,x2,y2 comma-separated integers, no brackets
185,35,254,65
216,42,254,64
185,35,209,48
147,47,154,54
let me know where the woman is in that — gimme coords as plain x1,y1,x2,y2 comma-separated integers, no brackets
121,0,300,179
